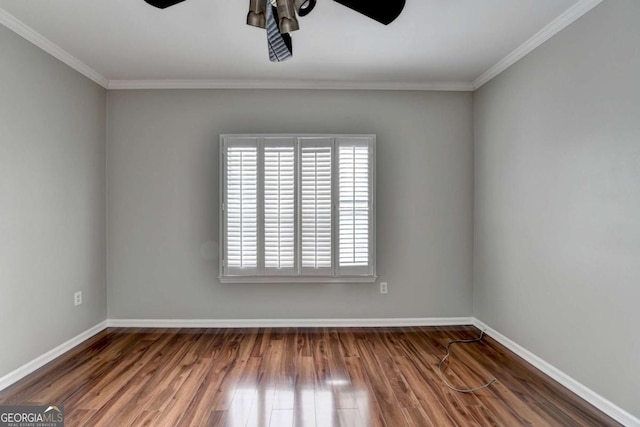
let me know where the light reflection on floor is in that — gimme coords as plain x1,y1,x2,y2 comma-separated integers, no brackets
226,382,370,427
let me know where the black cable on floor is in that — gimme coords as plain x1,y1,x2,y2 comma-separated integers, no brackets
438,331,497,393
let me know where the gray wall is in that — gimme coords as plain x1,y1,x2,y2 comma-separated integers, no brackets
474,0,640,418
2,1,638,418
107,89,473,319
0,26,107,377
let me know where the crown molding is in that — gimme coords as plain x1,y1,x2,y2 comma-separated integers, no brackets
0,7,108,88
472,0,603,89
2,0,602,93
107,79,474,91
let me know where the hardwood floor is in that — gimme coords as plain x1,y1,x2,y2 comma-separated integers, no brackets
0,326,619,426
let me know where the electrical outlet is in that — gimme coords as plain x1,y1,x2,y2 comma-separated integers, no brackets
74,291,82,306
380,282,388,294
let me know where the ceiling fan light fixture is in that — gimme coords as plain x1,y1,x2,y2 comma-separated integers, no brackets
276,0,299,33
247,0,267,28
279,17,299,34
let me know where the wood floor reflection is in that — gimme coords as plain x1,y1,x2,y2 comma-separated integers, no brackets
0,326,619,426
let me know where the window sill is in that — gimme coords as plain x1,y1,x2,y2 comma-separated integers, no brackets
219,275,378,284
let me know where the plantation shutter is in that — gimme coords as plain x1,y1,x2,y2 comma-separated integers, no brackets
337,137,373,276
263,138,296,274
223,138,258,275
299,138,333,275
220,134,375,283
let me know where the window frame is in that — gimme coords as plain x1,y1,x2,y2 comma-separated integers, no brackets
219,134,376,284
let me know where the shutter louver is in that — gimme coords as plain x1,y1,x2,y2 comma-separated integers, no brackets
264,142,296,273
300,141,333,274
226,143,258,273
338,141,371,274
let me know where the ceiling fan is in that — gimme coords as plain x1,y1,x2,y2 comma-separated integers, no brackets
143,0,406,62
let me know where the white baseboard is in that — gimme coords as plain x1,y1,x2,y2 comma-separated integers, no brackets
3,316,636,425
107,317,474,329
0,320,108,392
473,319,640,427
0,317,469,392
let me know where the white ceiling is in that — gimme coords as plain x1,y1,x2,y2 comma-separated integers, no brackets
0,0,597,89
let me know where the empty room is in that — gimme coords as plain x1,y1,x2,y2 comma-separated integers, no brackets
0,0,638,425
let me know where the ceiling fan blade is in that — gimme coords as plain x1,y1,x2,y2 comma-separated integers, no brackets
144,0,186,9
332,0,405,25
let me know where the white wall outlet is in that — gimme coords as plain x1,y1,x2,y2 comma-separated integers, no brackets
74,291,82,306
380,282,388,294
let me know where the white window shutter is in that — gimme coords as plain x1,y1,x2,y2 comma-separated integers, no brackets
300,138,333,275
337,138,373,276
224,138,258,275
263,138,296,274
220,134,375,283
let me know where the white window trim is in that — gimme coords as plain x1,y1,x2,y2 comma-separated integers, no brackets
219,134,377,284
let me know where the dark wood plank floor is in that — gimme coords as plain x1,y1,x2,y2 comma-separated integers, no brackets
0,326,619,426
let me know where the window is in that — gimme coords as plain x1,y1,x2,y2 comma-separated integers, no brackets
220,134,376,283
